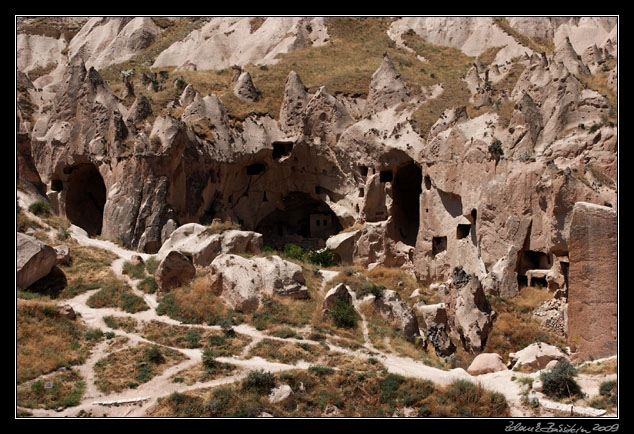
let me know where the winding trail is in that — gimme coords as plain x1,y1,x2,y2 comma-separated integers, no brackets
19,224,613,418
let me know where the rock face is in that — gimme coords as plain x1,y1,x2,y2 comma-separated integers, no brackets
567,202,617,361
363,54,410,117
155,251,196,291
233,71,260,102
17,17,617,313
16,233,58,290
442,268,495,353
208,254,308,313
415,302,455,357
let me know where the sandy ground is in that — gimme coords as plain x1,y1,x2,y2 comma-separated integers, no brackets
17,224,616,419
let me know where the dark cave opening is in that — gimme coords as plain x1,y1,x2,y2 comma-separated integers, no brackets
392,162,422,246
255,191,342,250
64,163,106,237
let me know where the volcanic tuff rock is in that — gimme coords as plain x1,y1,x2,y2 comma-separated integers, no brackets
156,223,263,267
16,18,618,358
208,254,308,313
17,232,58,290
155,250,196,292
567,202,617,361
372,289,421,344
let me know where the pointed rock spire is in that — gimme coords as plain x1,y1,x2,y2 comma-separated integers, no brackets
280,70,308,136
234,71,260,102
554,36,590,77
363,54,410,117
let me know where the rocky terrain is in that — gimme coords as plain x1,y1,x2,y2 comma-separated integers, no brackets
16,16,618,419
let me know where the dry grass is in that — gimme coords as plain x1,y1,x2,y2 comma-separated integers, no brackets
16,300,97,384
103,315,138,333
156,275,234,325
140,320,213,349
247,339,326,365
93,343,187,393
57,246,119,298
149,368,510,417
16,369,85,410
484,286,566,361
578,359,618,376
86,281,149,313
492,17,555,55
170,361,239,386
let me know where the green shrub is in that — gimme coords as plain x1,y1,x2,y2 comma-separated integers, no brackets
306,249,338,267
329,299,359,329
358,282,386,298
283,243,305,261
379,373,406,403
202,348,218,372
488,139,504,159
28,201,52,217
185,330,201,348
145,345,164,364
308,366,335,376
242,369,276,395
540,360,582,399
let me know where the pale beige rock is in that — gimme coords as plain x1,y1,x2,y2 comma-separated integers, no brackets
467,353,508,376
157,223,262,267
509,342,568,371
209,254,308,313
322,283,353,311
233,71,260,102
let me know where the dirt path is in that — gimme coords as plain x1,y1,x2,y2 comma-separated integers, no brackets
20,224,612,418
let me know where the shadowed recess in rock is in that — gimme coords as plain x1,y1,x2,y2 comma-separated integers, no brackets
64,163,106,236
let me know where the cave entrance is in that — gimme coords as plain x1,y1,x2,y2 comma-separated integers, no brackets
255,192,342,250
516,249,553,287
64,163,106,237
392,162,422,246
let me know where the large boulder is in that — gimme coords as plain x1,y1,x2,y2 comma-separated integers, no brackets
372,289,421,343
208,254,308,313
157,223,263,267
155,250,196,291
17,233,58,290
467,353,508,376
508,342,568,372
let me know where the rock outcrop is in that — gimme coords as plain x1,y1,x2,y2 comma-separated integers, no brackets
208,254,309,313
156,223,263,267
441,268,495,353
567,202,617,361
17,233,59,290
155,250,196,292
372,289,421,344
508,342,568,371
